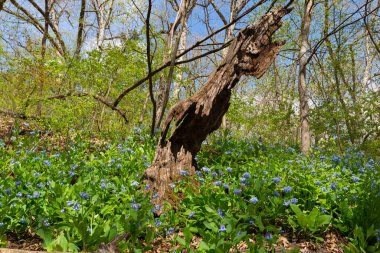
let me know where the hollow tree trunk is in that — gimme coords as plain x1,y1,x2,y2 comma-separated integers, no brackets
144,7,292,206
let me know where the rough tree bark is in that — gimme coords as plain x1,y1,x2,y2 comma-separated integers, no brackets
298,0,313,154
144,7,292,206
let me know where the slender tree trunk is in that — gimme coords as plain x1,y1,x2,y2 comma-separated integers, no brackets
144,7,291,207
37,0,49,117
75,0,86,57
155,0,195,130
298,0,313,155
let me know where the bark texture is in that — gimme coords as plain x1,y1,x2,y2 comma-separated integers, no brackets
298,0,313,154
144,7,292,206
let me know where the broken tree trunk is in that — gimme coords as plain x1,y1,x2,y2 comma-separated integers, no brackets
144,7,292,206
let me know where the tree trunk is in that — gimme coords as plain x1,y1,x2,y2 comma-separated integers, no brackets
298,0,313,155
144,7,292,207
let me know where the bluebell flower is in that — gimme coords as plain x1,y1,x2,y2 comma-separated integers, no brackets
61,208,66,213
72,202,81,211
180,170,189,176
320,155,326,161
265,232,272,240
226,167,233,172
239,177,246,183
332,155,341,163
233,189,242,195
152,193,159,199
273,177,281,184
249,219,255,225
282,186,292,193
223,184,229,190
165,227,174,235
315,181,321,186
43,160,52,166
15,181,22,186
20,218,26,224
321,207,327,213
214,181,222,186
352,175,359,182
330,182,338,191
42,220,50,227
33,172,40,178
219,224,226,232
217,209,224,218
131,202,141,211
273,191,280,197
0,222,4,227
196,171,202,177
33,192,40,198
242,172,251,179
249,196,258,204
312,171,316,176
189,211,195,218
131,181,139,186
80,192,89,200
290,198,298,204
169,183,176,189
152,205,160,212
212,172,218,178
145,184,150,190
155,219,162,227
16,192,22,198
201,167,211,173
5,188,11,195
237,231,242,236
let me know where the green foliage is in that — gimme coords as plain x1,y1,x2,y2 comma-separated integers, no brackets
0,131,379,252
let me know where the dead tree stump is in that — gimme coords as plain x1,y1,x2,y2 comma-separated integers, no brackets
144,7,292,207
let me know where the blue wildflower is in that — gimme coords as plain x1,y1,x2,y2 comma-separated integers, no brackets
212,172,218,178
0,222,4,227
180,170,189,176
155,219,162,227
189,211,195,218
33,192,40,198
80,192,89,200
315,181,321,186
5,188,11,195
223,184,229,190
282,186,292,193
16,192,22,198
233,189,242,195
273,177,281,184
131,181,139,186
332,155,341,163
321,207,327,213
43,160,52,166
249,219,255,225
42,220,50,227
290,198,298,204
226,167,233,172
265,232,273,240
15,181,21,186
214,181,222,186
274,191,280,197
169,183,176,189
201,167,211,173
242,172,251,179
330,182,338,191
352,175,359,182
152,193,159,199
249,196,258,204
219,224,226,233
165,227,174,235
131,203,141,211
217,209,225,218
